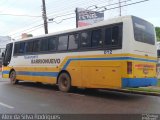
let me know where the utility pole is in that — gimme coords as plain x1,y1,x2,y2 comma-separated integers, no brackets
75,8,78,28
42,0,48,34
119,0,121,16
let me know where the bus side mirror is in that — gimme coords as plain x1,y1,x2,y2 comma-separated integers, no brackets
1,52,4,57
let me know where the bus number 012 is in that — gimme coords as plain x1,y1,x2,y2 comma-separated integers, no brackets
104,50,112,54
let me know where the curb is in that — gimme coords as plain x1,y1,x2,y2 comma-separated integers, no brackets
100,89,160,97
123,89,160,97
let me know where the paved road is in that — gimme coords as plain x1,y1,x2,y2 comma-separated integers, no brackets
0,74,160,114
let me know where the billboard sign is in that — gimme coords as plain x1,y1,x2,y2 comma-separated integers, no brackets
76,8,104,27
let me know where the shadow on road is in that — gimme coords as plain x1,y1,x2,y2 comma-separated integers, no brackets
15,81,144,101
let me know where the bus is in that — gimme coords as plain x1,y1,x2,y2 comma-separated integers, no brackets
2,15,158,92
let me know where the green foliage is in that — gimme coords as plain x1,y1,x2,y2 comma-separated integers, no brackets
155,27,160,41
127,80,160,93
128,87,160,93
158,79,160,87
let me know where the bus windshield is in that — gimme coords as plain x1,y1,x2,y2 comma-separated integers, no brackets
3,43,13,66
132,16,155,45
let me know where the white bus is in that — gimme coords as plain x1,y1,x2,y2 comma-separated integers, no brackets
2,15,157,92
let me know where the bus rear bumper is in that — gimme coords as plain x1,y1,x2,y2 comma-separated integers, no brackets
122,78,158,88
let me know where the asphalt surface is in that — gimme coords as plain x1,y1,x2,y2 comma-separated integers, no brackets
0,73,160,114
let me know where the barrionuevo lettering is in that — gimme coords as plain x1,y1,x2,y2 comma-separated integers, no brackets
31,59,60,64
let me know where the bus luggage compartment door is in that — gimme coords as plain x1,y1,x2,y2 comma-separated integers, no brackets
82,66,121,88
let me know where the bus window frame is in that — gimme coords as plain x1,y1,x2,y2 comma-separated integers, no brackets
132,16,155,45
48,36,58,52
12,22,123,56
104,22,123,50
79,30,92,49
91,28,104,49
57,34,69,51
68,33,79,50
25,40,34,54
40,38,49,52
14,41,26,56
32,39,40,53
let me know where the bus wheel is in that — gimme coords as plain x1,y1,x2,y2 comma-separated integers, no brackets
10,71,18,84
58,72,71,92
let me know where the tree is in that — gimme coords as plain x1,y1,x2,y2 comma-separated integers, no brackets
155,27,160,41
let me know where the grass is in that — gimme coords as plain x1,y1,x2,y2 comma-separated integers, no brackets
126,79,160,94
127,87,160,93
158,79,160,87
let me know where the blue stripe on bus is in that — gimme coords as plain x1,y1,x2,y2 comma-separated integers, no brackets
17,71,58,77
2,71,9,74
122,78,158,88
2,57,157,77
62,57,157,70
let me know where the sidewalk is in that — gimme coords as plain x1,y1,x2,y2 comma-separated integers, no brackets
126,86,160,96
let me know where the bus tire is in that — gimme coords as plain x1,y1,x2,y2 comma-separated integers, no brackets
10,70,18,84
58,72,71,92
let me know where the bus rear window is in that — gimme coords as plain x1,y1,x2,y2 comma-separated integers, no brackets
132,16,155,45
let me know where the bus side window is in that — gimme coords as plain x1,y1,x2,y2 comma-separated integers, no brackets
40,39,48,51
19,42,25,53
80,31,91,48
68,34,79,50
105,27,112,46
112,26,119,46
58,35,68,51
33,40,40,52
91,29,102,47
14,43,20,54
105,25,120,47
48,37,57,51
26,41,34,53
14,42,25,55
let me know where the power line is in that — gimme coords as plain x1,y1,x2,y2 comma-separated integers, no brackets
48,13,75,21
94,0,132,11
0,13,42,17
46,0,106,16
11,16,75,38
9,0,149,38
47,10,74,18
3,17,43,36
100,0,149,12
9,13,75,37
10,24,43,36
48,16,75,24
13,25,44,39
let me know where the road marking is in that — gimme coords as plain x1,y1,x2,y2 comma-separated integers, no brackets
0,102,14,109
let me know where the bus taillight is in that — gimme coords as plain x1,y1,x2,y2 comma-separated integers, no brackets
127,62,132,74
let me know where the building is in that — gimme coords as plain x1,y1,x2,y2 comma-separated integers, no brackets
0,36,11,47
21,33,33,39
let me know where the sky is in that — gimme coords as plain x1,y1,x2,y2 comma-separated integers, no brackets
0,0,160,40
